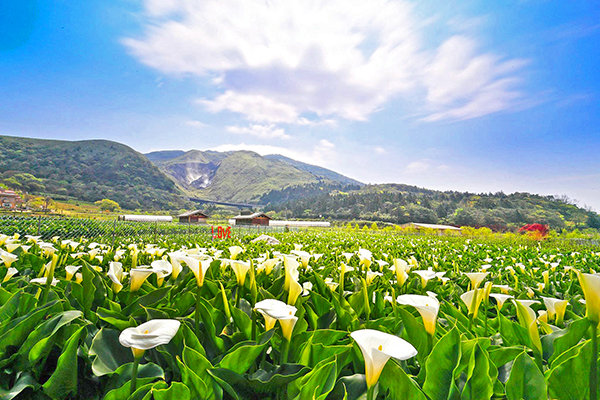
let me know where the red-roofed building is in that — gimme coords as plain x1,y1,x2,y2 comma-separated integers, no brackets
0,190,22,209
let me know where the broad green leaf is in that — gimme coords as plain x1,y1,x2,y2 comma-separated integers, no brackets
104,362,165,395
42,325,86,399
548,317,590,366
424,327,461,400
218,341,267,374
153,381,191,400
0,372,39,400
506,352,547,400
462,343,494,400
379,360,428,400
89,327,134,376
547,339,592,400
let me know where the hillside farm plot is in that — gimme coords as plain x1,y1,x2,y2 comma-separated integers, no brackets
1,230,599,399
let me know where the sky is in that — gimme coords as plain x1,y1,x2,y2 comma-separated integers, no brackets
1,0,599,209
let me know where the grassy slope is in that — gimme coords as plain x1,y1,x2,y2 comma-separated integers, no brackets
196,151,319,202
0,135,186,210
264,154,363,186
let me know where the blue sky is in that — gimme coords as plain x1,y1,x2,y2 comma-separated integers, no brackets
1,0,599,210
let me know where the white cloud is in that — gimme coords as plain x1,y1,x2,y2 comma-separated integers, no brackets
185,120,207,129
226,124,291,140
124,0,530,125
374,146,386,154
210,140,337,167
405,160,431,174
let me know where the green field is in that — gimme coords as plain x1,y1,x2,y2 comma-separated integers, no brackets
1,229,599,399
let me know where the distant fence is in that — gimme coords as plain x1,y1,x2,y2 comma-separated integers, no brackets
0,213,293,244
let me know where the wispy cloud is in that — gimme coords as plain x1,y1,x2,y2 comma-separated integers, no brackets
211,139,337,167
123,0,531,126
226,124,291,140
185,120,207,129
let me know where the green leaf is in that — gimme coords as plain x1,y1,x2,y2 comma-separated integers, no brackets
217,341,268,374
104,362,165,395
21,310,83,369
0,290,22,321
89,328,134,376
547,339,592,400
294,356,338,400
42,325,86,399
0,300,60,358
462,343,494,400
548,317,590,366
398,307,428,364
153,381,191,400
379,360,428,400
424,327,461,400
0,372,39,400
505,352,547,400
182,345,219,400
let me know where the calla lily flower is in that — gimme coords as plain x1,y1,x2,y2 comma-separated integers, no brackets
5,243,20,253
119,319,181,357
490,293,513,309
291,250,311,268
167,252,185,279
254,299,298,340
231,260,250,286
130,268,153,292
65,265,81,281
0,249,18,267
228,246,244,260
302,281,313,296
366,271,383,285
461,289,484,319
151,260,172,286
413,268,436,288
283,256,299,290
31,277,59,286
341,252,354,262
514,299,543,355
181,256,212,287
542,296,569,325
3,267,18,282
396,294,439,336
108,262,125,293
351,329,418,389
464,272,489,289
261,258,279,275
392,259,409,286
358,249,372,269
578,273,600,325
288,278,302,306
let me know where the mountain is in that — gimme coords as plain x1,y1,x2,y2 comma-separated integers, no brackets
147,149,362,203
264,154,362,186
0,135,188,210
265,183,600,232
145,150,186,163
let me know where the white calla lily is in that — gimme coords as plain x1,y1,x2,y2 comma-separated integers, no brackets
119,319,181,357
130,268,153,292
351,329,418,389
396,294,439,336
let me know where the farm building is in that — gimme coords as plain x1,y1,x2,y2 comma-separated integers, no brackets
0,190,22,210
400,222,462,234
118,215,173,222
270,220,331,228
231,210,271,226
178,210,209,224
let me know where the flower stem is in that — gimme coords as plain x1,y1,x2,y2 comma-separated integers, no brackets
251,309,257,341
280,339,290,364
130,356,141,395
367,385,375,400
40,254,58,306
195,285,202,337
591,322,598,400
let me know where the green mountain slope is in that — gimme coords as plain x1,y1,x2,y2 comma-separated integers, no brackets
264,154,363,186
148,149,358,203
265,183,600,231
0,135,187,210
145,150,185,163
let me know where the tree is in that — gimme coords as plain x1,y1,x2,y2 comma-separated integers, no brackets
95,199,121,212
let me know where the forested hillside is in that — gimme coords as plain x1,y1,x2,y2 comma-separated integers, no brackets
264,183,600,231
0,135,188,210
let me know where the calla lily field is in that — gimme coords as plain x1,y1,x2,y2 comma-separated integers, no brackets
1,229,600,399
